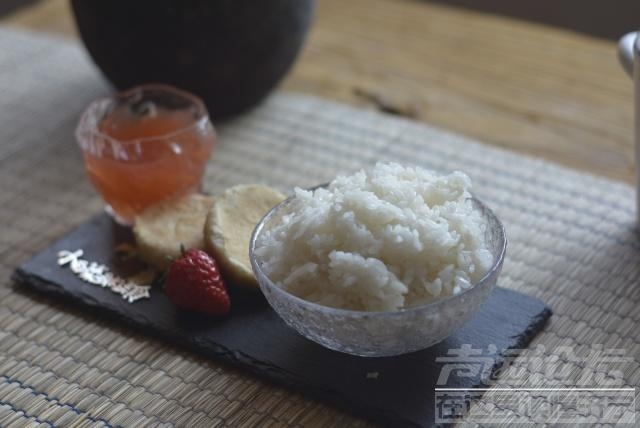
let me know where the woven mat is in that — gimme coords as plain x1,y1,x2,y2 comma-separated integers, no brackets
1,27,638,427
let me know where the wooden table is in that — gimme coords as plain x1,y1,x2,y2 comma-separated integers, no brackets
4,0,635,184
2,1,637,427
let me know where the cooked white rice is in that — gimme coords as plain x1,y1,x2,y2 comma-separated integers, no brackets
255,162,493,311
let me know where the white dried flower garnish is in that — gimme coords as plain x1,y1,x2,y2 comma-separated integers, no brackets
57,249,151,303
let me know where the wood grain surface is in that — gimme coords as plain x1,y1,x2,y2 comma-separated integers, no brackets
1,3,638,426
3,0,635,184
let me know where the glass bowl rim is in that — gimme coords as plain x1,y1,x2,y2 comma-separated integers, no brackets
75,83,211,146
249,187,507,319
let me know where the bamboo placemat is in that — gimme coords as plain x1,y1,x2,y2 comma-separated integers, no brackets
1,27,638,426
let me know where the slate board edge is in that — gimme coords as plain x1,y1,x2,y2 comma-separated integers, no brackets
12,268,421,427
12,268,552,428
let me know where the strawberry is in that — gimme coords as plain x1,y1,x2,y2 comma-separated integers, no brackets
164,249,231,316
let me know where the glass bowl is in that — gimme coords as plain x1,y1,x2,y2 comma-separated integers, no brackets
75,84,216,225
249,194,506,357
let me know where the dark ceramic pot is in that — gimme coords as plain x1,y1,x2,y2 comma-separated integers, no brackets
71,0,314,119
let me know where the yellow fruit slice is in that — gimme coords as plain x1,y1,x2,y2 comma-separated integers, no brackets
133,194,214,270
205,184,285,289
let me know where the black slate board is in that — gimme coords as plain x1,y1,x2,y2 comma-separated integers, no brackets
13,213,551,427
